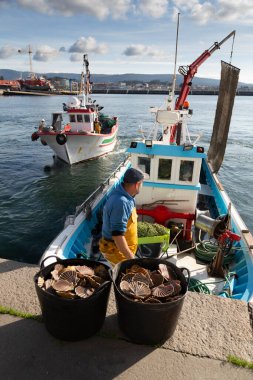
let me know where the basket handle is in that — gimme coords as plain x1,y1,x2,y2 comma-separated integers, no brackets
180,267,191,286
40,255,61,269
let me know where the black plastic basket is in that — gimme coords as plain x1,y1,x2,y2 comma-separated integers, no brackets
110,257,190,345
34,256,111,341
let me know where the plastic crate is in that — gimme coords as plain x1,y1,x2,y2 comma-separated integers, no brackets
138,234,169,245
138,229,170,245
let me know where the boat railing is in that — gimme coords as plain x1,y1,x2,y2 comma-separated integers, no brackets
72,156,130,221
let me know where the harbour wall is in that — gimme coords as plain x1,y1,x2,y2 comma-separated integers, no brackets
2,89,253,96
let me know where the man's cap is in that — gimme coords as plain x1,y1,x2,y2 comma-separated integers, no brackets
123,168,144,184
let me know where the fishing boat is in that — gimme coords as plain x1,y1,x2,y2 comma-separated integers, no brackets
18,74,52,92
31,55,119,164
39,30,253,303
18,46,53,92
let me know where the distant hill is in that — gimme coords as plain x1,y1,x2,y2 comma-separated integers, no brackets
0,69,251,87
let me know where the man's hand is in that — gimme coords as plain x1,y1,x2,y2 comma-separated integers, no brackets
112,235,134,260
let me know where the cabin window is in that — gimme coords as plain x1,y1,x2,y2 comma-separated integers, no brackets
70,115,75,123
84,115,90,123
158,159,172,180
179,160,194,181
137,157,150,177
77,114,83,122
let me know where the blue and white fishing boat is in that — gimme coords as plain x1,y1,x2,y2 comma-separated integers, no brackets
40,30,253,303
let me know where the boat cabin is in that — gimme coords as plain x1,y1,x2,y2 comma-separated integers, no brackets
67,109,96,133
127,140,206,240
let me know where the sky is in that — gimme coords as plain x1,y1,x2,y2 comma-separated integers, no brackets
0,0,253,84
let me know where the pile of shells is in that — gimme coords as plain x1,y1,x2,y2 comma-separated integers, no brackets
118,264,182,303
37,263,109,300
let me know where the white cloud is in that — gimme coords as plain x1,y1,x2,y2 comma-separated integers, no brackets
5,0,253,24
0,45,17,59
172,0,253,24
69,37,108,55
17,0,132,19
123,44,147,56
33,45,58,61
70,53,82,62
123,44,165,58
138,0,168,18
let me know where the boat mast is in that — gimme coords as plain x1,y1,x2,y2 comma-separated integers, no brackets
28,45,35,80
168,12,180,110
79,54,91,106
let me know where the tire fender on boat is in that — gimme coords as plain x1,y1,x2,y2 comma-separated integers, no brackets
41,139,47,146
31,132,39,141
56,134,67,145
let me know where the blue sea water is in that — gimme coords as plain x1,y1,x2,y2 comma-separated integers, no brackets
0,94,252,264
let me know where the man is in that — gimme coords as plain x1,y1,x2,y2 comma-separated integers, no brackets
99,168,144,266
94,118,101,134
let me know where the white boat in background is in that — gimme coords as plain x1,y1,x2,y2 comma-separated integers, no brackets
31,54,119,164
39,30,253,303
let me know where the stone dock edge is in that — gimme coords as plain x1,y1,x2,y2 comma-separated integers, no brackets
0,258,252,379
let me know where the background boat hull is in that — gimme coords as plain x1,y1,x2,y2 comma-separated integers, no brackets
40,129,118,164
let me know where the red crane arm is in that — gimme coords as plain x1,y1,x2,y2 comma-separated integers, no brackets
175,30,236,110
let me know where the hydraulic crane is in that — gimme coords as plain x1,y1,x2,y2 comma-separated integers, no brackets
170,30,236,142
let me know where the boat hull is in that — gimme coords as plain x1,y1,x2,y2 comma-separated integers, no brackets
39,127,118,164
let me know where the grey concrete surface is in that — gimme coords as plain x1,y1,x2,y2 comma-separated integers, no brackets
0,258,253,379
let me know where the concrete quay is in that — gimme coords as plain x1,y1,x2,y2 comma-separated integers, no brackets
0,258,252,380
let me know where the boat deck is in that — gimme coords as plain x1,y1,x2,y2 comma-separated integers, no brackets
167,253,226,294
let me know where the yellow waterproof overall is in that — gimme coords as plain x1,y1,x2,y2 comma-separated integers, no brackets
99,208,138,266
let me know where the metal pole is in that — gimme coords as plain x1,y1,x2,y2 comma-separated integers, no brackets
28,45,34,79
170,13,180,107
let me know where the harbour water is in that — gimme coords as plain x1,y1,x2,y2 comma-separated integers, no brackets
0,94,252,264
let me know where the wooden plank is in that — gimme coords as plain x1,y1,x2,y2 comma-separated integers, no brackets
243,231,253,249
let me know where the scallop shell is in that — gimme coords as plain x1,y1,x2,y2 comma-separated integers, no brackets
37,276,44,288
127,265,149,276
59,270,78,286
52,279,74,292
66,265,77,271
133,273,152,287
170,279,181,295
144,297,162,304
120,280,133,295
94,264,108,279
75,265,95,277
51,264,65,280
44,279,54,290
78,278,87,288
133,298,143,303
54,263,65,272
152,283,175,298
121,273,135,284
56,291,76,299
129,281,151,299
92,275,104,284
163,279,181,296
84,275,100,289
158,264,171,280
75,286,94,299
51,269,60,281
150,272,164,287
